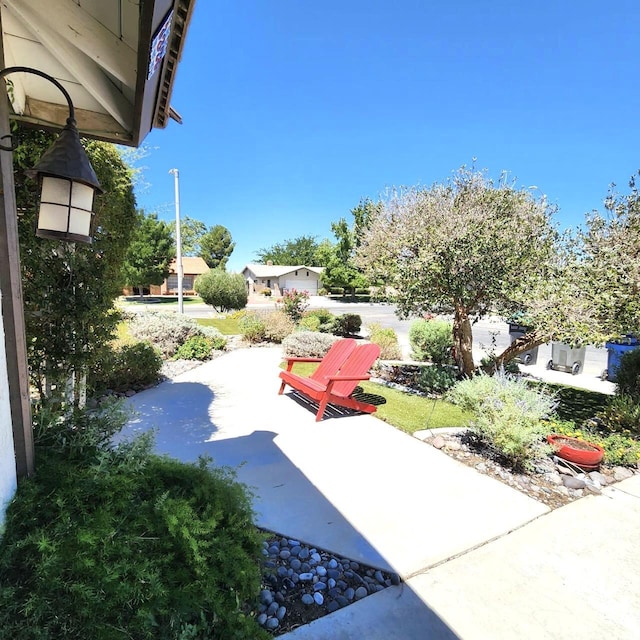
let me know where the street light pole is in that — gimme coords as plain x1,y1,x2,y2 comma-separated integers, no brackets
169,168,183,314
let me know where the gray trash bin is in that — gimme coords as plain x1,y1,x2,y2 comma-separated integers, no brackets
508,323,538,366
547,342,586,375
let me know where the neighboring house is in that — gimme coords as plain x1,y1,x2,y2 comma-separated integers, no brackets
150,257,211,295
243,263,324,295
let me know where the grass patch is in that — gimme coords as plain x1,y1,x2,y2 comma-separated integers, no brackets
197,317,242,335
530,381,610,423
282,362,471,434
119,295,204,305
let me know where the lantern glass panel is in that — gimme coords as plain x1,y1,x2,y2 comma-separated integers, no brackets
68,208,92,236
38,202,69,232
71,182,94,211
40,176,71,205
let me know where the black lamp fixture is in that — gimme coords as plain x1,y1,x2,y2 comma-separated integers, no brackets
0,66,102,244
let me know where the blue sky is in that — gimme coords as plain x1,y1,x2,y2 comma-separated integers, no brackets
134,0,640,272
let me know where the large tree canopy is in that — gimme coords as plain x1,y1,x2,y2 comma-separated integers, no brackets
122,212,174,297
321,199,378,296
199,224,235,269
14,125,137,401
358,167,559,376
255,235,321,265
168,215,207,256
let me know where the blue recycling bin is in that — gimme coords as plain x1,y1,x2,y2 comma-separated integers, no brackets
604,336,639,382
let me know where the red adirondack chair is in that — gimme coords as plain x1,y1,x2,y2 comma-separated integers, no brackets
279,338,357,394
279,342,381,421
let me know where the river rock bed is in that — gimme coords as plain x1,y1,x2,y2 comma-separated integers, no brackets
256,534,400,635
416,429,637,510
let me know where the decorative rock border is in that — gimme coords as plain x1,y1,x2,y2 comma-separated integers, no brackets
257,533,401,635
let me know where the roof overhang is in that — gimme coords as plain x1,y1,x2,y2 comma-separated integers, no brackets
0,0,195,146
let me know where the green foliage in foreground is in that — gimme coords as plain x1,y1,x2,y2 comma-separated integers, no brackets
0,407,268,640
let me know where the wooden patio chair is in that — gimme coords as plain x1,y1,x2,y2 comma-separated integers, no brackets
279,338,357,394
279,342,381,421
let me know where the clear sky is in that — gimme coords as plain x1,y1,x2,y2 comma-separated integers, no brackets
134,0,640,273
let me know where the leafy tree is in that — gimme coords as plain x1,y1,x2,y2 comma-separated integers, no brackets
168,215,206,256
14,125,137,403
357,167,559,377
195,270,247,312
255,234,320,265
122,211,174,297
322,199,377,296
199,224,235,269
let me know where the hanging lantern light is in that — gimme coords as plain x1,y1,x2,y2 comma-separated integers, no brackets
0,66,103,243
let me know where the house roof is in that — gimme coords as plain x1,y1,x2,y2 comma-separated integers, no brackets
169,256,209,275
243,263,324,278
1,0,195,146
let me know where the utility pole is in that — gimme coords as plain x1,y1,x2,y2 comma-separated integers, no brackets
169,168,183,314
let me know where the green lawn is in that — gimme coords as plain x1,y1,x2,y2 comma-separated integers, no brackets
197,317,243,335
119,296,204,306
282,361,471,434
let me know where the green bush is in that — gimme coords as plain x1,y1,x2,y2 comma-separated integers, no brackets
447,372,557,471
614,348,640,401
261,288,272,296
317,288,328,296
0,407,268,640
279,289,310,322
332,313,362,336
281,331,338,358
416,365,459,395
195,270,248,312
262,311,296,343
129,313,201,358
409,319,453,364
198,326,228,350
368,323,402,360
239,312,266,343
174,335,216,361
597,395,640,437
480,353,519,375
302,308,336,333
90,341,162,395
298,315,321,332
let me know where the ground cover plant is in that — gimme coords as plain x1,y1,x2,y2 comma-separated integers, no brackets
0,404,269,640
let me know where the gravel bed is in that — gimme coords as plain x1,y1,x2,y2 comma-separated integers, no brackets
256,533,400,635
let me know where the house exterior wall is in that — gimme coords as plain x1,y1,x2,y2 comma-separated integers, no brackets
279,269,320,294
0,291,18,527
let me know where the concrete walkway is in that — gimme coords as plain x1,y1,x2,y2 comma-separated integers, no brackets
120,347,640,639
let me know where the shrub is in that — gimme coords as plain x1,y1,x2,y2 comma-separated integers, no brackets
597,395,640,437
262,288,272,296
239,312,266,343
174,335,216,360
263,311,296,343
615,348,640,401
298,315,321,332
480,354,520,375
129,312,202,358
0,426,268,639
90,341,162,394
415,365,459,395
317,288,328,296
409,319,454,364
282,331,338,358
302,308,336,333
279,289,310,322
195,270,248,312
447,372,557,471
332,313,362,336
368,323,402,360
198,326,228,350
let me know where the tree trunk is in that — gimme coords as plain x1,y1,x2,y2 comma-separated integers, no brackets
137,285,144,299
490,330,549,372
453,305,475,377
